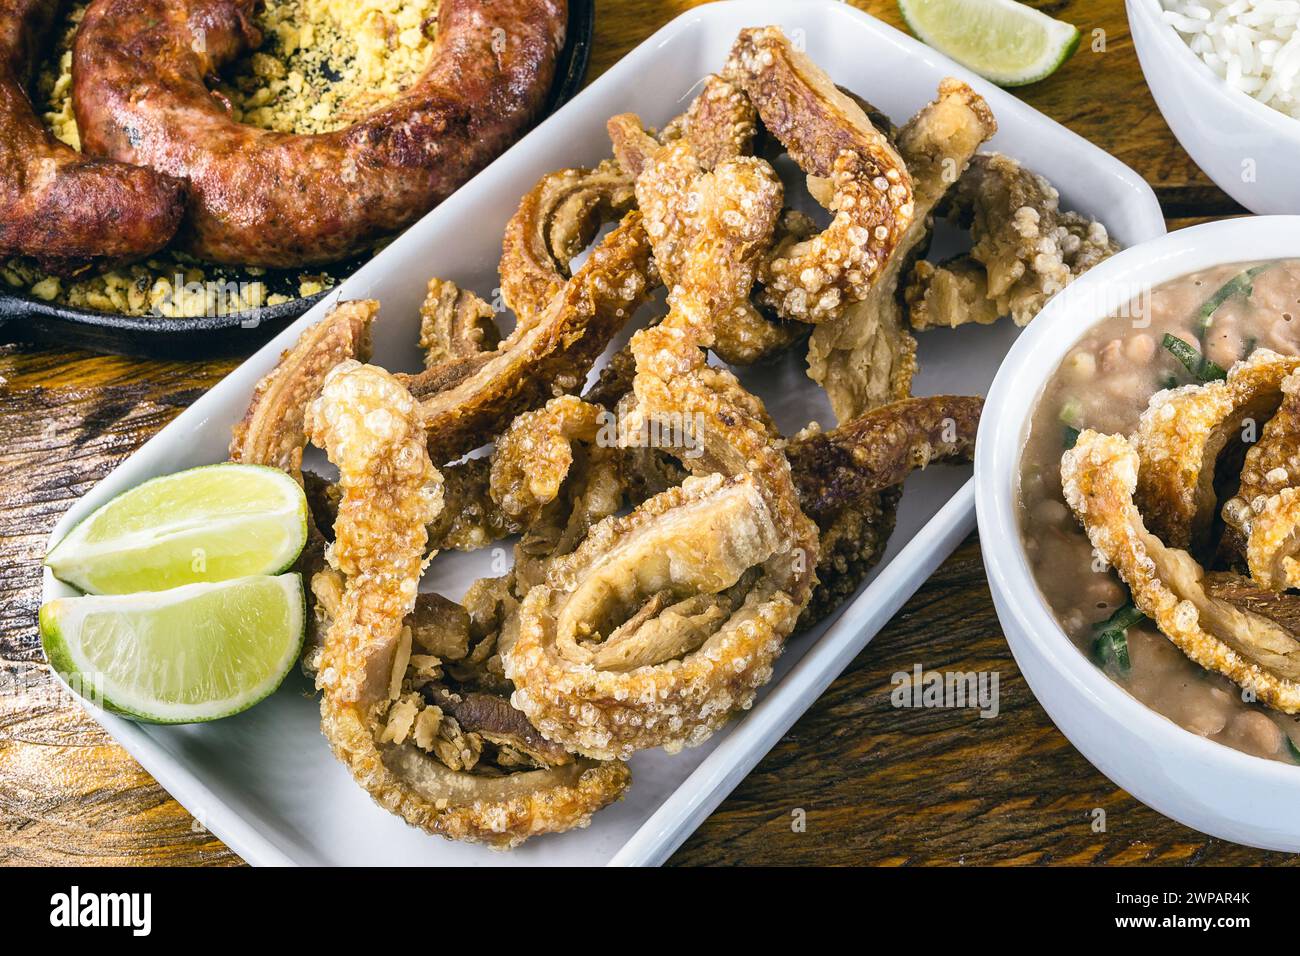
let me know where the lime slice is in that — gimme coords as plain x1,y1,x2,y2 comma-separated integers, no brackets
45,463,308,594
40,573,305,723
898,0,1080,87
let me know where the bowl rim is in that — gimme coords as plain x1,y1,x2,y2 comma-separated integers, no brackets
1127,0,1300,140
975,215,1300,787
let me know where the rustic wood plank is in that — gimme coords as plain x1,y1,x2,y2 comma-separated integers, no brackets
0,0,1278,867
672,537,1298,866
0,344,242,866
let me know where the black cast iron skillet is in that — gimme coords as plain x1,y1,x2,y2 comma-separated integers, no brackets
0,0,595,359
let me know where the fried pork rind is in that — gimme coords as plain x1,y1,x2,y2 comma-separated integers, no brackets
623,110,821,585
1204,572,1300,633
490,395,604,524
1223,367,1300,582
313,565,578,768
807,79,995,423
307,360,627,847
582,340,639,411
1244,489,1300,591
788,395,983,623
907,152,1118,329
418,278,499,369
408,212,655,464
503,132,821,758
607,74,756,179
506,332,819,758
303,456,522,555
607,113,664,180
304,572,473,682
421,684,574,769
1229,367,1300,526
632,135,788,364
499,161,636,330
230,301,378,676
306,361,442,705
678,73,759,169
610,73,805,365
229,299,376,481
790,395,983,511
1133,349,1300,550
903,258,1000,329
424,457,522,553
430,394,632,590
1063,430,1300,713
707,209,812,366
725,26,915,324
460,394,628,587
304,396,627,560
506,473,803,760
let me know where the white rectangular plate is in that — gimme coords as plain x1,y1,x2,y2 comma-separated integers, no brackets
41,0,1165,866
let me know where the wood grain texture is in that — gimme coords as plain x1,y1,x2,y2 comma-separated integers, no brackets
0,0,1284,867
0,346,242,865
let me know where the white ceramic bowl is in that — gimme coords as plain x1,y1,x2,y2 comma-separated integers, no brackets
1128,0,1300,214
977,216,1300,852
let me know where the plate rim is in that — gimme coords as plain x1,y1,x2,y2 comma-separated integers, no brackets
39,0,1167,867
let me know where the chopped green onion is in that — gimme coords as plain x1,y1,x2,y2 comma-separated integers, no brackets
1287,735,1300,764
1161,375,1180,390
1095,602,1145,633
1162,333,1226,382
1094,630,1131,673
1063,425,1080,449
1197,264,1269,337
1059,397,1084,428
1092,601,1144,675
1245,335,1258,358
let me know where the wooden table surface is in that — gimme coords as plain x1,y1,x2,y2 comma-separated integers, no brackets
1,0,1290,867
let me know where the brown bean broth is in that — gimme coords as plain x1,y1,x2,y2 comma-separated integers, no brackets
1018,259,1300,763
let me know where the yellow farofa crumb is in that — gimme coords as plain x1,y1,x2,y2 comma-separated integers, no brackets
220,0,440,134
10,0,436,316
30,277,61,301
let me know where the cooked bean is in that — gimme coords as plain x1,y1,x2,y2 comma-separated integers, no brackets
1020,259,1300,765
1186,707,1229,738
1032,499,1069,526
1063,349,1096,381
1104,371,1139,400
1098,338,1123,372
1125,332,1155,364
1225,711,1283,758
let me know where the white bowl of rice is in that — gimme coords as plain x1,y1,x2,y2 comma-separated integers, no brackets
1129,0,1300,213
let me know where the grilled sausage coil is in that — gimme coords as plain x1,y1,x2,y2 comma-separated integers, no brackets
72,0,567,267
0,0,185,275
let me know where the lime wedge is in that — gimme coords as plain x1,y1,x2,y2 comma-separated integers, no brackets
898,0,1080,87
40,573,305,723
45,463,308,594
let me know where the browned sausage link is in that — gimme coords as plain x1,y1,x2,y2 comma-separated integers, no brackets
72,0,567,267
0,0,184,276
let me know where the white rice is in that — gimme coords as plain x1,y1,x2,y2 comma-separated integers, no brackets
1161,0,1300,119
